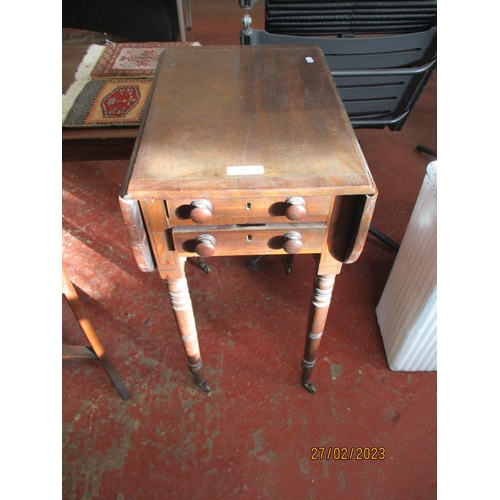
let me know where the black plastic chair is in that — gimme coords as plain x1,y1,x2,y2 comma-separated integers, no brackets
240,0,436,131
239,0,436,271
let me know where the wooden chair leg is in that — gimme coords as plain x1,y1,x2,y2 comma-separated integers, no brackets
62,268,130,400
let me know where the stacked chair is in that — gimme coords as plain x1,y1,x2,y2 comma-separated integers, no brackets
240,0,437,131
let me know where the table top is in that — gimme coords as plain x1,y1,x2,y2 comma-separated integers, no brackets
126,45,375,199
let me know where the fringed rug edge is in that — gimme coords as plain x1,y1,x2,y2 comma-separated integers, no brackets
62,44,106,123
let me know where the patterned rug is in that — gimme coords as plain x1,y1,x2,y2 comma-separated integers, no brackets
91,42,199,79
62,41,200,128
63,79,153,127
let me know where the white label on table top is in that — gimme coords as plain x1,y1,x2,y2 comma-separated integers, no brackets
227,165,264,176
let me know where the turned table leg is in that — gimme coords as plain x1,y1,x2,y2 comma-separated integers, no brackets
166,262,210,392
301,273,336,393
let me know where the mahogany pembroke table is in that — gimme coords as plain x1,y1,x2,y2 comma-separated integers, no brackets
120,45,377,393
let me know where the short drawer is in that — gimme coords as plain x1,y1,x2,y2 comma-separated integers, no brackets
172,223,327,257
167,195,331,226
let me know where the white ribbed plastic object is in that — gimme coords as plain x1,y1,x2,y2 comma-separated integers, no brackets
376,161,437,371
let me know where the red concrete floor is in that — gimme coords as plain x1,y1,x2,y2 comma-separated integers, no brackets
62,1,437,498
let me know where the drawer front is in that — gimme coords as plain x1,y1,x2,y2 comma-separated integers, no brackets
167,195,332,226
172,223,327,257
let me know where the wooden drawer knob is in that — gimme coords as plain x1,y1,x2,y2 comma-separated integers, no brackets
285,197,307,220
190,200,213,223
195,235,216,257
283,231,303,254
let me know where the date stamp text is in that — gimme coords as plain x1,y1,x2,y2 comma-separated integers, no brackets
311,447,386,460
